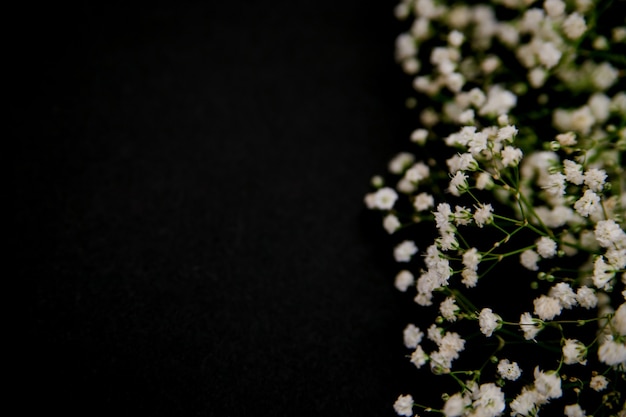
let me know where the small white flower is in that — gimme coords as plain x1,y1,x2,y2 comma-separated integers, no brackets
549,282,577,309
597,338,626,367
497,125,518,142
443,392,470,417
592,62,619,90
440,297,459,322
410,345,428,369
394,240,419,262
536,236,557,258
593,256,614,291
576,286,598,309
389,152,415,174
520,312,542,340
413,192,435,212
564,403,586,417
533,367,563,400
405,162,430,183
479,308,501,337
589,375,609,391
544,0,565,17
448,171,469,196
595,220,626,248
410,128,429,144
543,172,566,196
394,270,414,292
393,394,414,416
556,132,577,146
500,146,523,167
562,12,587,40
510,388,540,416
403,323,423,349
537,41,562,69
534,295,562,320
475,172,493,190
583,168,607,192
462,268,478,288
574,189,601,217
473,203,493,228
383,214,401,234
563,159,584,184
562,339,587,365
370,187,399,210
520,249,540,271
448,30,465,47
497,359,522,381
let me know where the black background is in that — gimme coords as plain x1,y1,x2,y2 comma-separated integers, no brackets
17,1,424,415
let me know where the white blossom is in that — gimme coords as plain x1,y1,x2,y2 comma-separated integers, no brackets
394,270,415,292
549,283,577,309
393,394,414,416
521,249,540,271
384,214,401,234
410,345,428,369
533,367,563,400
574,189,601,217
473,203,493,227
479,308,501,337
497,359,522,381
589,375,609,391
520,312,542,340
394,240,419,262
534,295,562,320
403,324,423,349
598,338,626,367
389,152,415,174
562,13,587,40
414,192,435,212
562,339,587,365
536,236,557,258
576,286,598,309
583,168,607,192
440,297,459,322
564,403,586,417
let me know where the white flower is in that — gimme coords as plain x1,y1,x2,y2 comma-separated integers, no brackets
589,375,609,391
393,394,414,416
410,128,429,144
405,162,430,183
462,269,478,288
563,159,584,184
471,383,506,417
534,295,562,320
510,388,540,416
520,249,540,271
574,189,601,217
556,132,577,146
562,339,587,365
544,0,565,17
479,308,501,337
583,168,607,192
533,367,563,400
536,236,557,258
562,13,587,40
448,171,469,196
384,214,401,234
448,30,465,47
395,34,417,61
497,359,522,381
598,338,626,367
473,203,493,228
595,220,626,248
497,125,518,142
500,146,523,166
475,172,493,190
549,282,577,309
593,256,614,290
394,270,415,292
369,187,399,210
520,312,542,340
576,286,598,309
394,240,419,262
410,345,428,369
544,172,566,196
462,247,481,270
414,192,435,211
440,297,459,322
538,41,562,69
529,67,548,88
614,303,626,336
443,392,469,417
447,153,477,173
592,62,618,90
453,205,472,226
403,323,423,349
564,403,586,417
389,152,415,174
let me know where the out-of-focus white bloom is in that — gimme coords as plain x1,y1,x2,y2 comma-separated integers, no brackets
394,270,414,292
562,13,587,40
410,128,429,144
476,172,493,190
574,189,601,217
470,383,506,417
588,93,611,122
384,214,401,234
593,256,614,290
510,388,540,416
534,295,562,320
394,240,419,262
443,392,470,417
564,403,586,417
598,338,626,367
543,172,566,196
521,249,540,271
393,394,414,416
613,303,626,336
595,220,626,248
403,323,423,349
592,62,619,90
549,282,577,309
405,162,430,183
448,30,465,47
410,345,428,369
556,132,577,146
544,0,565,17
534,367,563,400
529,67,548,88
563,159,584,184
538,41,562,68
389,152,415,174
413,192,434,212
583,168,607,192
395,34,417,62
536,236,557,258
501,146,523,166
562,339,587,365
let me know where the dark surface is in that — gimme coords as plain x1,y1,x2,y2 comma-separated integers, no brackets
17,1,422,415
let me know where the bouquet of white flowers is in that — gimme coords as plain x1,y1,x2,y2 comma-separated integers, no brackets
365,0,626,416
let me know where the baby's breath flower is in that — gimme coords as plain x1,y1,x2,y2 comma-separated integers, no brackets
497,359,522,381
544,172,567,196
556,132,577,146
479,308,502,337
534,295,563,320
475,172,493,190
443,392,470,417
510,388,540,416
595,220,626,248
395,270,415,292
473,203,493,227
403,323,424,349
411,345,428,369
500,146,523,166
576,286,598,309
389,152,415,174
410,128,429,144
563,159,584,185
583,168,607,192
367,187,399,210
520,312,542,340
562,13,587,40
574,189,601,217
562,339,588,365
440,297,460,322
414,192,435,212
449,171,469,196
521,249,540,271
593,256,614,290
597,337,626,367
536,236,557,258
544,0,565,17
394,240,419,262
384,214,401,234
393,394,414,416
533,367,563,400
589,375,609,391
564,403,586,417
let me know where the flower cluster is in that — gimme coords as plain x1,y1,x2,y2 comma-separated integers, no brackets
366,0,626,416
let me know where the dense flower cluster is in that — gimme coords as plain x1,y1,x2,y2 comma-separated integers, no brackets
366,0,626,416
